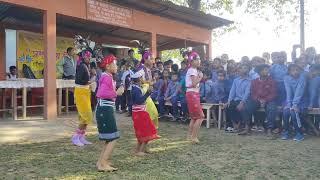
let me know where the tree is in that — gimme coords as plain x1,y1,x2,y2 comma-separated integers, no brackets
166,0,300,33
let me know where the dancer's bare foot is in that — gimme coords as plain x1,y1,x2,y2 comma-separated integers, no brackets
97,165,118,172
135,152,146,157
186,134,192,141
144,148,152,154
191,138,200,144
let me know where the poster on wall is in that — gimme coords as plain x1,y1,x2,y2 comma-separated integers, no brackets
17,31,74,79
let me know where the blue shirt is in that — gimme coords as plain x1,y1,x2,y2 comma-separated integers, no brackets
131,84,151,105
228,76,251,102
270,64,288,82
151,79,162,100
211,70,218,82
249,68,259,80
308,76,320,107
283,74,306,108
165,80,179,99
206,80,228,103
200,80,213,100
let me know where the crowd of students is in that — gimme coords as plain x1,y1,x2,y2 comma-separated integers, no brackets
111,46,320,142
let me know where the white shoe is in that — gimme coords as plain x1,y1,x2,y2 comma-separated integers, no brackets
79,134,93,145
72,134,84,147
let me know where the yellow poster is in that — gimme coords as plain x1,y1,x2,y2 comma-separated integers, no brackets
17,31,74,79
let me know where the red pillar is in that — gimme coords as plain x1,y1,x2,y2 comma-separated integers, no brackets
0,25,5,80
43,10,57,120
151,32,157,59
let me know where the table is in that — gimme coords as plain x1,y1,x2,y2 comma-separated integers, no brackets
0,79,76,120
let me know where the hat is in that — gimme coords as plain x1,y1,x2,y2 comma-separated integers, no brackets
131,69,145,79
99,54,117,68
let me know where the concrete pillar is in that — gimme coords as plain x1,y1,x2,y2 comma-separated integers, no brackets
43,10,57,120
151,32,157,58
0,25,5,80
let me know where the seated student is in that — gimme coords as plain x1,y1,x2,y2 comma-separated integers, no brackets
164,72,180,121
6,66,17,80
246,64,277,137
225,63,251,133
211,58,221,82
178,68,188,121
172,64,179,74
157,69,170,117
206,70,228,104
151,70,162,101
163,60,171,72
156,61,164,73
307,64,320,133
249,56,264,80
226,61,238,93
281,64,307,141
199,71,213,103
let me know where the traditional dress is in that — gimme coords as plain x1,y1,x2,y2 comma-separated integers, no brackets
131,84,159,143
185,67,204,120
75,60,93,125
96,72,120,142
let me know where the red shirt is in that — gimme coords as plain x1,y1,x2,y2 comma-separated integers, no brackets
251,76,277,102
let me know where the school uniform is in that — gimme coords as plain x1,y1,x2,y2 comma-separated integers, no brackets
227,76,251,125
165,80,180,118
206,80,228,104
270,64,288,105
282,74,307,139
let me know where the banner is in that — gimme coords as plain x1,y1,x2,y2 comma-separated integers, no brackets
17,31,74,78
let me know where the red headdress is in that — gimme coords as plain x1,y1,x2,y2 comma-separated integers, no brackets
99,54,117,68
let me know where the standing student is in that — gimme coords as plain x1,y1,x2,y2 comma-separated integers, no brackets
72,50,94,147
95,55,123,172
199,71,213,103
131,70,160,156
225,64,251,134
270,52,288,106
282,64,306,141
185,56,204,143
211,58,221,82
247,64,277,138
6,66,17,80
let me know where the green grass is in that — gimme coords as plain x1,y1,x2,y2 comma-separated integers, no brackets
1,119,320,179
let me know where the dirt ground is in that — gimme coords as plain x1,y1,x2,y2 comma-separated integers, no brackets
1,113,320,179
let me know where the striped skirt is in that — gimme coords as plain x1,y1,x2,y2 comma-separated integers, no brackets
186,91,204,120
95,99,120,142
132,104,160,143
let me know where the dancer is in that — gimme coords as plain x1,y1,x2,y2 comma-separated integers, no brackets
131,70,160,156
185,56,204,143
72,50,94,146
138,50,159,128
95,54,123,172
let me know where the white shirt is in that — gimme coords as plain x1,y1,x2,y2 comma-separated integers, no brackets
186,67,200,92
7,74,17,80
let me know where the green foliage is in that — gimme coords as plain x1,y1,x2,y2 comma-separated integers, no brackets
161,49,183,61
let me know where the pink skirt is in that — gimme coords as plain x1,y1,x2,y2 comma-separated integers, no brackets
186,91,204,120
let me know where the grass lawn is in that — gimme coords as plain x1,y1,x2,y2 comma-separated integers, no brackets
1,115,320,180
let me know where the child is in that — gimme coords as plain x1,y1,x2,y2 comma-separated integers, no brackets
211,58,221,82
72,50,94,147
157,69,170,117
151,70,162,101
131,70,160,156
115,63,125,113
307,64,320,134
199,71,213,103
121,62,134,116
179,60,188,78
6,66,17,80
206,70,228,104
156,61,164,73
270,52,288,106
247,64,277,137
95,55,122,172
282,64,306,141
185,56,204,143
164,72,180,121
226,63,251,134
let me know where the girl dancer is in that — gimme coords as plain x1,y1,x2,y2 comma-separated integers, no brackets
95,54,123,172
72,50,94,146
185,56,204,143
131,70,160,156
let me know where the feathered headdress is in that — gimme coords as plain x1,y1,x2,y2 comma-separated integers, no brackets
74,34,103,63
130,40,151,64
